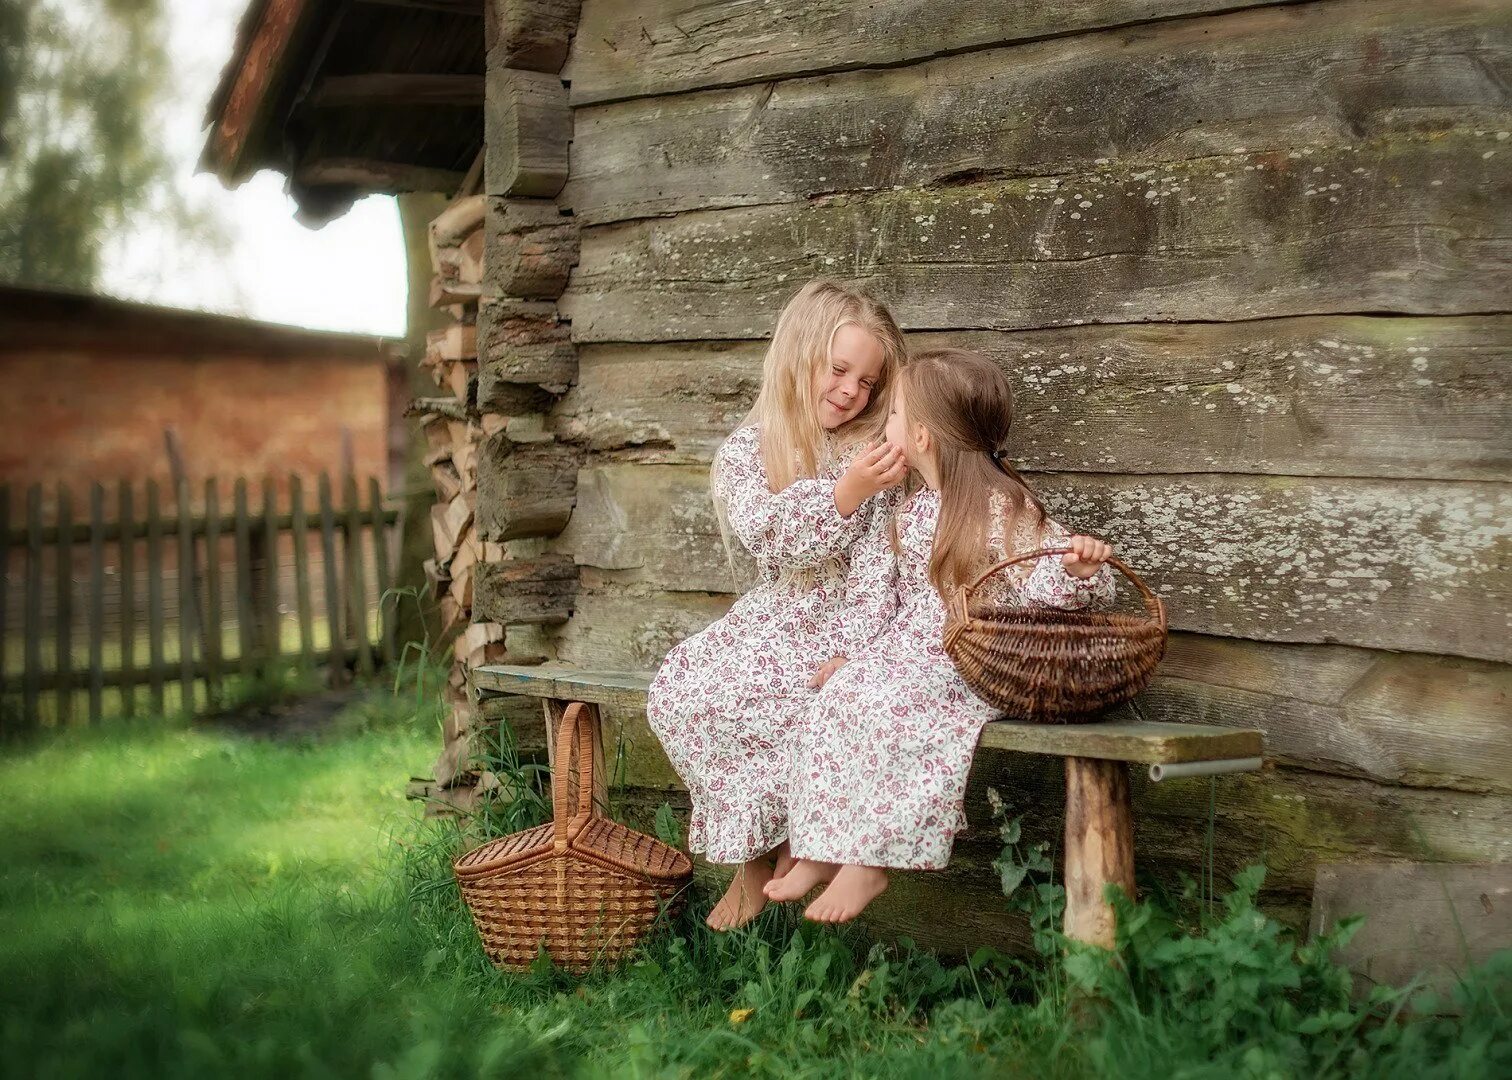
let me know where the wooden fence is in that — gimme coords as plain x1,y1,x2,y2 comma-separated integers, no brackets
0,472,400,731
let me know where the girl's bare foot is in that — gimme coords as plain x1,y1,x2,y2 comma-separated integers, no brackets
763,858,838,902
804,865,889,923
707,859,774,931
772,840,797,880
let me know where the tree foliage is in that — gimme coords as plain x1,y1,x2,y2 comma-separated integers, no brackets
0,0,198,289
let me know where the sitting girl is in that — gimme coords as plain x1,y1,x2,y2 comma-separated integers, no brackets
646,279,909,930
767,347,1117,922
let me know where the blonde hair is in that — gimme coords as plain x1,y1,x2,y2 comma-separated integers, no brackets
747,279,905,491
898,348,1046,597
712,279,905,590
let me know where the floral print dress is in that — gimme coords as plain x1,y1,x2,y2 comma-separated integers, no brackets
646,425,884,864
788,487,1117,870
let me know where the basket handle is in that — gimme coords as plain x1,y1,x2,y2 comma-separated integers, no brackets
551,702,597,853
953,546,1167,631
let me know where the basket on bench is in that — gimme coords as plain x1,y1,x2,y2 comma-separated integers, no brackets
454,701,692,973
944,546,1169,724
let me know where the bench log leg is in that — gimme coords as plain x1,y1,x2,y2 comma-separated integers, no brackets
1063,756,1135,949
542,698,608,815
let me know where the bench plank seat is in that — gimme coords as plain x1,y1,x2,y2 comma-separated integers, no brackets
472,663,1265,765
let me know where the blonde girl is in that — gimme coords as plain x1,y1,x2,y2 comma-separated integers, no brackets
766,348,1117,922
646,279,909,931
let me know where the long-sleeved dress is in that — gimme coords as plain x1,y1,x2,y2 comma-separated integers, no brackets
788,486,1117,870
646,425,884,864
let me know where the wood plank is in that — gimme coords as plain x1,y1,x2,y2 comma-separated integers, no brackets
474,435,577,540
233,479,257,680
202,480,224,706
561,131,1510,342
1311,862,1512,996
368,477,396,665
553,465,1511,661
117,482,136,718
566,0,1512,223
472,554,579,625
555,316,1512,481
484,67,570,198
145,481,166,714
317,473,346,679
485,0,581,73
483,198,578,300
176,480,196,714
22,485,42,726
307,73,484,109
54,484,72,725
566,0,1293,106
289,475,316,670
294,158,469,194
208,0,321,179
474,663,1263,764
342,475,375,675
261,480,281,671
87,484,104,723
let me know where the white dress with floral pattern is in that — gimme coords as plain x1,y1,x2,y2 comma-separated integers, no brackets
646,425,884,864
788,487,1116,870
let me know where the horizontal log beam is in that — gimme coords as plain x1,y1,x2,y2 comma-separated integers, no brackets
561,131,1510,341
294,157,469,193
566,0,1511,225
307,74,484,108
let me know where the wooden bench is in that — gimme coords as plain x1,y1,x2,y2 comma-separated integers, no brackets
472,663,1265,948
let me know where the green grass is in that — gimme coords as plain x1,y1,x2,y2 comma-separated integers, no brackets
0,682,1507,1079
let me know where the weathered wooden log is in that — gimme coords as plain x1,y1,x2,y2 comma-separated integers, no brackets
565,0,1285,106
473,553,579,624
565,0,1511,224
485,67,570,198
554,316,1512,481
552,464,1511,661
426,323,479,363
1063,758,1136,949
561,132,1509,341
476,297,577,394
474,435,577,540
485,0,581,74
484,198,578,299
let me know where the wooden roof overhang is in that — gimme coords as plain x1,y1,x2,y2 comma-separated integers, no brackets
200,0,485,226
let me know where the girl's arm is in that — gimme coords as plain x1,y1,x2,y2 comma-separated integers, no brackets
715,427,873,568
1019,517,1117,611
833,485,904,657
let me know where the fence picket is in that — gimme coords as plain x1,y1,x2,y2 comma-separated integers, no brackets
289,475,315,671
317,473,346,681
176,479,196,715
88,483,105,724
203,480,223,707
23,484,42,728
368,476,395,666
261,479,280,666
233,478,256,680
343,474,374,676
145,480,165,715
55,485,73,726
118,482,136,719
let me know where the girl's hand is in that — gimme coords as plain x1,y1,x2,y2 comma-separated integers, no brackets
808,656,849,689
835,443,907,518
1062,535,1113,579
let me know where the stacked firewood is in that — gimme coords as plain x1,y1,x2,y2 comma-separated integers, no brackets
408,2,585,817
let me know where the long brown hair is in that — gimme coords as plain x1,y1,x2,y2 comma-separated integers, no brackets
899,348,1046,597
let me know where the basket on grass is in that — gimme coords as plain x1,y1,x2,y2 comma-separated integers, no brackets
943,546,1168,724
453,702,692,974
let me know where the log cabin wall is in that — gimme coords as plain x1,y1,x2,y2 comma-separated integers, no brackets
473,0,1511,946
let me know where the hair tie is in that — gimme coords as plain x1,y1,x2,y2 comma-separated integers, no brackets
989,448,1008,462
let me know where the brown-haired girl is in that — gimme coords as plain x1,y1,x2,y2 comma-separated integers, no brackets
765,347,1117,922
646,279,909,930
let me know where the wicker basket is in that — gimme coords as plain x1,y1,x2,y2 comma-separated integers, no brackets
453,702,693,973
942,547,1169,723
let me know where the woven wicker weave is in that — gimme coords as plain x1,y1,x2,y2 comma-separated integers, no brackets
943,547,1168,723
454,702,692,973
